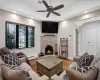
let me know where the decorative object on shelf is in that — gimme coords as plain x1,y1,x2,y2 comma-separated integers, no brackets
59,38,68,59
38,51,45,57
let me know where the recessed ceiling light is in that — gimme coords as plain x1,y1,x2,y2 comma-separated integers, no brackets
92,18,94,19
62,19,64,20
14,11,16,13
31,17,33,19
85,11,87,13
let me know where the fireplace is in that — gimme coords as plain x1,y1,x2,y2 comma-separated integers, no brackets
45,45,53,55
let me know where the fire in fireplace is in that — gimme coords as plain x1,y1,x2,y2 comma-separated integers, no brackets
45,45,53,55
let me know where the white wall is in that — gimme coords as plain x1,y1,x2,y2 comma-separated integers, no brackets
58,21,78,59
0,9,42,57
0,9,78,59
79,20,100,55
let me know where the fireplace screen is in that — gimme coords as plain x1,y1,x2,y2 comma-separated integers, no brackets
45,45,53,55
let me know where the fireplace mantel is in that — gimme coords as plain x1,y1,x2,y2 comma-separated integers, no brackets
40,36,57,55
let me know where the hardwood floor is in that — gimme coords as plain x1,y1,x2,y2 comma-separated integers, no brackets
29,58,72,76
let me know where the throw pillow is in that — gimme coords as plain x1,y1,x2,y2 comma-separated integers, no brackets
78,52,88,67
86,55,94,66
66,67,98,80
0,47,11,54
1,53,21,68
71,66,93,73
1,65,28,80
78,52,94,67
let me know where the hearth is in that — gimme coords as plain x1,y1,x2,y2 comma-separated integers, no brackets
45,45,53,55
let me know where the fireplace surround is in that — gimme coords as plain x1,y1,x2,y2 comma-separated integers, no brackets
41,36,57,55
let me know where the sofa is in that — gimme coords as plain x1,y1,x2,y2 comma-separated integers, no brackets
0,47,49,80
51,52,100,80
1,47,100,80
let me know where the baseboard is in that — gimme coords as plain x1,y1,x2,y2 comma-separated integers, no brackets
68,57,73,60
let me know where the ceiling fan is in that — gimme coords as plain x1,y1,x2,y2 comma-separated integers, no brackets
36,0,64,17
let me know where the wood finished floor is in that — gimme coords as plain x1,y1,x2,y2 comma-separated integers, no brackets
29,58,72,76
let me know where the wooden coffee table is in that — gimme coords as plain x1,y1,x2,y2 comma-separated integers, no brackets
36,56,63,79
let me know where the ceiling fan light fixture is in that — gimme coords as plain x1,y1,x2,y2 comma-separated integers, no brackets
36,0,64,17
38,1,42,4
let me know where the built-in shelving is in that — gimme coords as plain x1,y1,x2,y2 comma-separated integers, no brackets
59,38,68,59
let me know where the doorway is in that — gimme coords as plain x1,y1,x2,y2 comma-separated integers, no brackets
75,29,79,56
81,28,96,55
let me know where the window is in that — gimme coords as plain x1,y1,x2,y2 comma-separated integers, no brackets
6,23,16,49
6,22,35,49
19,25,26,48
28,27,34,47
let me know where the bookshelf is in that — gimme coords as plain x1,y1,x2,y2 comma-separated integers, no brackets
59,38,68,59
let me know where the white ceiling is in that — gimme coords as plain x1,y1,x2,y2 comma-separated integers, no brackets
75,16,100,27
0,0,100,21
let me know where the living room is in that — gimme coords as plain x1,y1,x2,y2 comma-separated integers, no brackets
0,0,100,80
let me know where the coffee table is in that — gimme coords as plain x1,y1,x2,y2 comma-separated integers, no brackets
36,56,63,79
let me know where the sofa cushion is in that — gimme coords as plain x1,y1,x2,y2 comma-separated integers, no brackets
68,62,79,69
73,56,80,62
1,53,21,68
78,52,94,67
94,60,100,80
0,66,3,80
1,65,28,80
71,66,94,73
90,51,100,66
19,62,32,71
0,51,4,56
19,57,26,63
66,67,98,80
28,70,39,80
0,47,11,54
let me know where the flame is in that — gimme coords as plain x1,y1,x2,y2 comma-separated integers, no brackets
47,50,51,54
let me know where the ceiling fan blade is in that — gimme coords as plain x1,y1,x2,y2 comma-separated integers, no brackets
42,0,49,9
46,12,51,17
52,12,61,16
53,4,64,11
36,10,47,12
